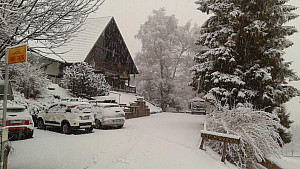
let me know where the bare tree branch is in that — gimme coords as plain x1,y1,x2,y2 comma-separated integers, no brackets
0,0,105,59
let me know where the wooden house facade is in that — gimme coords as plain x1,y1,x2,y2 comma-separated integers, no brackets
40,17,138,92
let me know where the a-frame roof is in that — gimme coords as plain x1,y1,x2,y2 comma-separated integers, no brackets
45,16,113,63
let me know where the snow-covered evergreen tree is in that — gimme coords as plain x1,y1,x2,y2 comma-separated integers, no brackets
61,62,110,97
192,0,298,110
135,8,201,111
10,55,50,99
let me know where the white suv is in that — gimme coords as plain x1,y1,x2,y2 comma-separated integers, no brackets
37,102,94,134
91,102,125,129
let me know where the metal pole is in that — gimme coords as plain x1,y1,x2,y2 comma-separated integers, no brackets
0,50,9,169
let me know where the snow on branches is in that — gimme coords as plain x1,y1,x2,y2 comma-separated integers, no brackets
10,56,50,99
205,105,286,168
192,0,299,110
61,62,110,98
0,0,105,59
135,8,201,111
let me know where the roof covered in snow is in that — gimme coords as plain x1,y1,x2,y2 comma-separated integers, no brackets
190,97,205,102
44,17,112,63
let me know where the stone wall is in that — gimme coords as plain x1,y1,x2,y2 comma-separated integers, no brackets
125,97,150,119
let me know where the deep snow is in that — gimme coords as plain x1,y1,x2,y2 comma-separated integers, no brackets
8,113,236,169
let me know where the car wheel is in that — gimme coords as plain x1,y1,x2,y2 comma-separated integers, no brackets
85,127,93,133
95,119,102,129
26,130,34,138
62,123,72,134
117,125,124,129
17,133,24,140
37,119,45,130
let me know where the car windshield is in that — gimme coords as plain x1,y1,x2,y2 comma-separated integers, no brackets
103,105,120,108
75,105,91,110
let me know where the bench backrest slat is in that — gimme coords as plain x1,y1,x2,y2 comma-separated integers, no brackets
200,130,240,144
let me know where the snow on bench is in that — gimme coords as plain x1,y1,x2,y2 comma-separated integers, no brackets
199,130,241,162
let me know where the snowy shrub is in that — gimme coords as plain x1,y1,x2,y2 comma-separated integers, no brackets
61,62,110,97
12,91,57,115
205,105,286,168
10,62,50,99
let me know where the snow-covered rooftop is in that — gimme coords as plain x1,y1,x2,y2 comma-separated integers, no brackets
43,16,112,63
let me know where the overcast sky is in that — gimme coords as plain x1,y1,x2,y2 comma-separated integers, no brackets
91,0,300,76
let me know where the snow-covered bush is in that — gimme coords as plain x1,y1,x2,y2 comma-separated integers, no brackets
205,105,286,168
61,62,110,97
12,91,57,115
10,61,50,99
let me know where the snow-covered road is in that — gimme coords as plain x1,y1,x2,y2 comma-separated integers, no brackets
9,113,235,169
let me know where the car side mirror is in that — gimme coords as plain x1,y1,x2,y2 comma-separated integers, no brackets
66,108,71,113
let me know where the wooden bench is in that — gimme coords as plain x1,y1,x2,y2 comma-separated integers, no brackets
199,130,240,162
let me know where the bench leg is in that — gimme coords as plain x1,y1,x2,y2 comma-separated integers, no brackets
199,137,205,150
221,142,227,162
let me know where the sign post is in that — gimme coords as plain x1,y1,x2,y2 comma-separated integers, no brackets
0,44,27,169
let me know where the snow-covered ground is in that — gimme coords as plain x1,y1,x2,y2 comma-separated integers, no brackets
8,82,300,169
8,113,236,169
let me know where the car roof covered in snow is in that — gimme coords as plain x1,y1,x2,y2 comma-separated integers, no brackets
190,97,205,102
91,96,117,102
0,104,26,110
51,101,91,106
92,103,119,107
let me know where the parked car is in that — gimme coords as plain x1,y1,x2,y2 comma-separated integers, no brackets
188,97,206,115
90,96,117,103
91,102,125,129
0,103,34,139
37,102,94,134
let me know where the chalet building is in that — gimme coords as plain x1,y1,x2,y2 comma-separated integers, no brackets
40,16,138,93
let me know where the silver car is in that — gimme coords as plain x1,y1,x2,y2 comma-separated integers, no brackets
91,102,125,129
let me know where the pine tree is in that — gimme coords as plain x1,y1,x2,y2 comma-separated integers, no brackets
61,62,110,97
191,0,298,110
191,0,298,143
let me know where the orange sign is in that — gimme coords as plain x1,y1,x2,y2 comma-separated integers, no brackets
7,44,27,64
